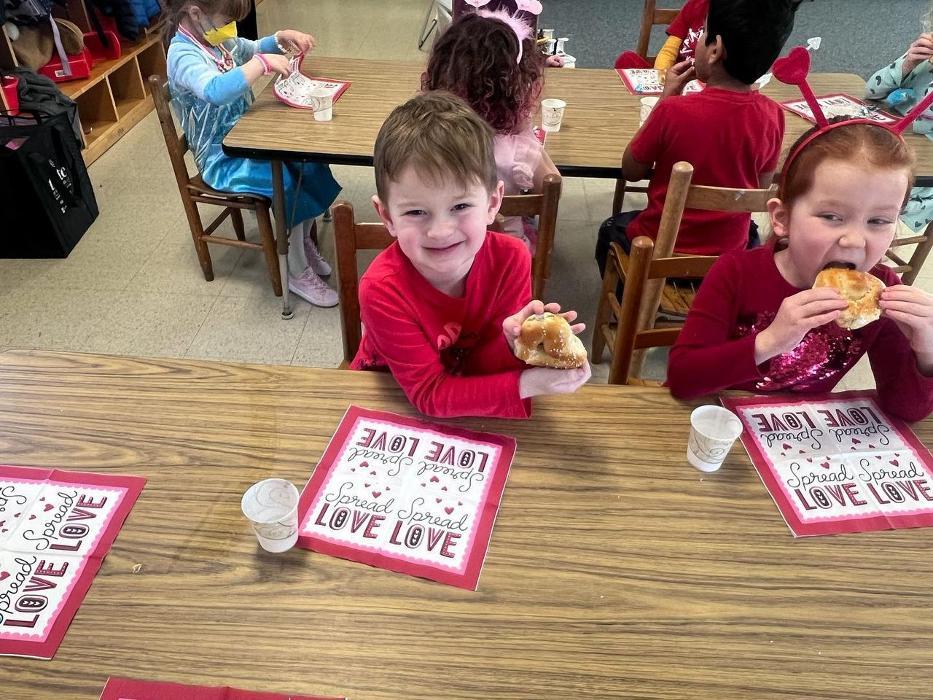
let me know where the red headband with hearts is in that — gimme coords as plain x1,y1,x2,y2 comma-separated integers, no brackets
775,46,933,176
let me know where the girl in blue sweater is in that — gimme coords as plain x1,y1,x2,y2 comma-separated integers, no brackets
165,0,340,306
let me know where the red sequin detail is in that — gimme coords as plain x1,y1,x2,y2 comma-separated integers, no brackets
734,313,865,391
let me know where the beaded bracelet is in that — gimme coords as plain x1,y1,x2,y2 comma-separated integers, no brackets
273,31,288,54
255,53,273,75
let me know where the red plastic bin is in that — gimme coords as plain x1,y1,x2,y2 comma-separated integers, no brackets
38,47,95,83
85,30,122,61
1,75,18,115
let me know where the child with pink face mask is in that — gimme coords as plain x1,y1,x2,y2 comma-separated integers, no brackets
165,0,341,307
668,121,933,422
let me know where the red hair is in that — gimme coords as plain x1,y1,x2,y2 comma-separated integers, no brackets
422,13,544,135
779,121,916,207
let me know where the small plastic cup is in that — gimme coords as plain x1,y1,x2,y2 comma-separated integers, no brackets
562,54,576,69
639,96,659,125
310,87,333,122
541,98,566,133
241,478,300,553
686,406,744,473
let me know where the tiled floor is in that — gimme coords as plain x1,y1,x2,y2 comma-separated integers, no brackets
1,0,929,391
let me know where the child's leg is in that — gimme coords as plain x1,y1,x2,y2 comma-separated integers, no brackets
302,219,332,276
614,51,652,70
288,222,309,273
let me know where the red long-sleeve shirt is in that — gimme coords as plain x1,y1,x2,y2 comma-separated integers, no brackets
668,245,933,422
351,231,532,419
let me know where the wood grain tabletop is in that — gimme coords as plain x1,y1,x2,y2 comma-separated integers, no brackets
1,350,931,699
222,58,933,183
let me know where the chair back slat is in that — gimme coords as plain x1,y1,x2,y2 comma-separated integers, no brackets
499,193,543,218
684,184,776,213
649,255,717,280
633,327,681,350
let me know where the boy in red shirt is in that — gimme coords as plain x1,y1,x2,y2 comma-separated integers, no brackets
597,0,806,273
351,92,590,418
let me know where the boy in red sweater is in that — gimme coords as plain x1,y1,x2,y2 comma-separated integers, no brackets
351,92,590,418
597,0,805,273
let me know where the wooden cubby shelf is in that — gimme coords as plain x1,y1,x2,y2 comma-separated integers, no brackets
0,0,167,165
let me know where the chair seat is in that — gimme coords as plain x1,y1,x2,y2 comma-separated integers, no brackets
187,174,269,204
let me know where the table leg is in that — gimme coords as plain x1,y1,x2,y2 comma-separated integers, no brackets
271,159,293,320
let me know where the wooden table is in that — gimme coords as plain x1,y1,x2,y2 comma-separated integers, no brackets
224,58,933,181
3,349,932,699
224,59,933,318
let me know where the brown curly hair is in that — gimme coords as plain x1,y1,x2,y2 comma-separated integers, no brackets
422,12,545,135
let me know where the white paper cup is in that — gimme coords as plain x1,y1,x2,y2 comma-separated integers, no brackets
639,96,659,125
541,98,566,133
310,88,333,122
241,478,300,552
686,406,743,473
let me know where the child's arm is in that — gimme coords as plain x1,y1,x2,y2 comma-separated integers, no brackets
653,35,683,71
667,256,846,399
501,300,591,399
864,35,933,101
168,42,287,105
360,292,530,419
871,284,933,422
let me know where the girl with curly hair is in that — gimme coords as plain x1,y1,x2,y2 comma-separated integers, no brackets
422,10,559,249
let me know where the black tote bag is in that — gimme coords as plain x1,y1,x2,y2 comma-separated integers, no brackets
0,110,98,257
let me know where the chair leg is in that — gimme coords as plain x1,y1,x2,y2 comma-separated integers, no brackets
256,205,283,297
231,208,246,241
591,261,619,364
308,218,319,246
183,200,213,281
611,178,626,216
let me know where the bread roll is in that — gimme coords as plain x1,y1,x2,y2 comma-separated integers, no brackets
813,267,884,330
514,312,587,369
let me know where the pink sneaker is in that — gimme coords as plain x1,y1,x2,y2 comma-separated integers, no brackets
303,232,332,277
288,266,338,307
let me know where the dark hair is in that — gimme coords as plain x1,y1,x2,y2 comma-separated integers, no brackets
779,120,915,207
374,91,498,204
162,0,252,47
422,13,544,135
705,0,806,84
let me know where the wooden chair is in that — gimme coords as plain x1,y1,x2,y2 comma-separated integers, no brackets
636,0,680,65
592,161,774,383
886,220,933,286
149,76,281,295
333,201,396,366
492,173,563,299
596,236,716,384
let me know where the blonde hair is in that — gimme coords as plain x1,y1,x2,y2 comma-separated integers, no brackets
163,0,252,45
373,91,497,204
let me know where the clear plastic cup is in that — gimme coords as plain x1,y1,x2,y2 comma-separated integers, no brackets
241,478,300,553
310,88,333,122
640,96,659,125
541,98,566,133
686,406,744,473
